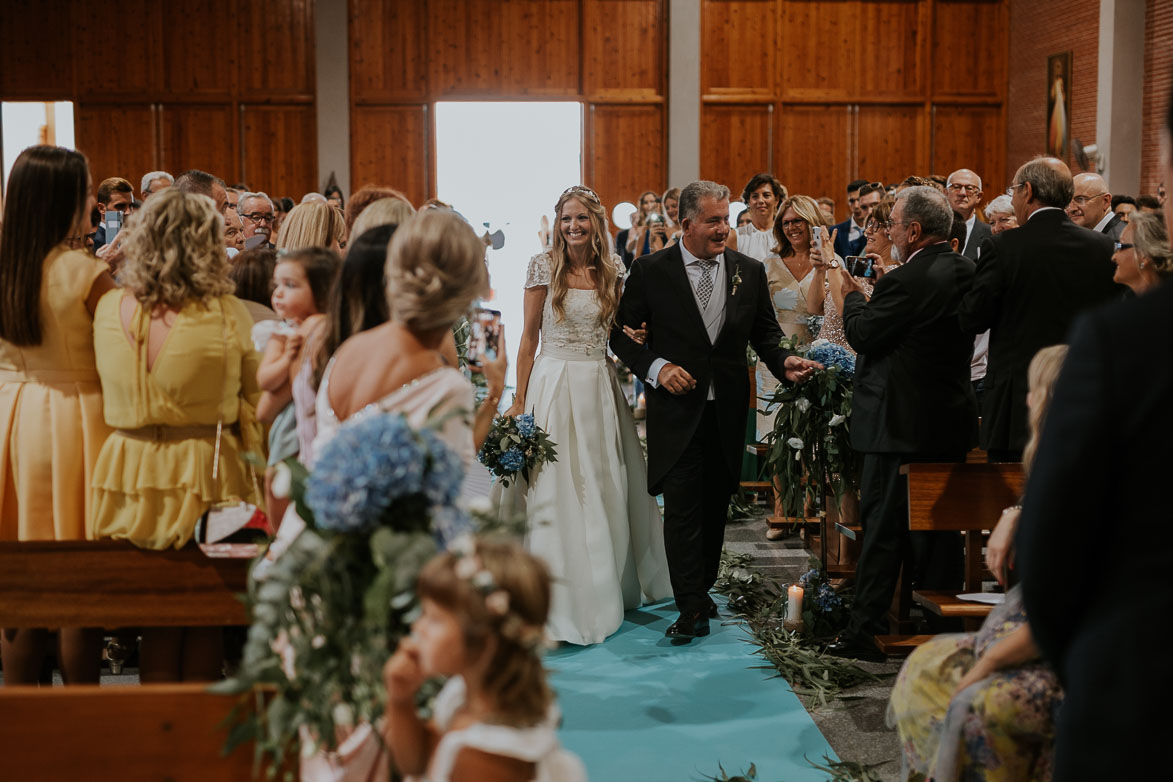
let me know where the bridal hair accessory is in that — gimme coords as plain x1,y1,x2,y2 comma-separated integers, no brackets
449,534,551,653
560,185,600,202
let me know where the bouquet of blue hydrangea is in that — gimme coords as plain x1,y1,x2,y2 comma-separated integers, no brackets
218,412,471,770
477,413,558,487
796,566,850,639
761,336,860,519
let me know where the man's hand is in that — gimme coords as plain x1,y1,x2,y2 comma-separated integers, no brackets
657,363,696,395
622,322,649,345
783,355,823,384
838,270,865,298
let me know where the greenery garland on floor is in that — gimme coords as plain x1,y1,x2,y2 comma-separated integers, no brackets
701,755,893,782
713,551,883,708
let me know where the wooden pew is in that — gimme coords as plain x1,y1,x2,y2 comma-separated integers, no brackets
0,541,251,628
874,461,1024,655
0,683,286,780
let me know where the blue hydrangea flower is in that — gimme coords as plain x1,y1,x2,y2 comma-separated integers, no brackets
430,505,473,549
306,413,462,533
807,340,856,378
516,413,536,438
798,568,820,588
815,582,843,612
499,447,525,472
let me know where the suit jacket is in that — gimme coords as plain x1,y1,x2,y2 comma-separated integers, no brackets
831,218,866,260
962,218,992,260
843,242,978,455
1100,211,1126,241
610,244,794,493
1017,279,1173,778
958,209,1122,451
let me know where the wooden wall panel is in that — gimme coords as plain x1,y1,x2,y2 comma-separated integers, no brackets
75,104,158,189
241,105,317,198
932,0,1006,98
587,104,664,218
73,1,163,98
351,105,430,205
932,105,1004,189
0,0,73,99
777,105,850,203
857,105,924,184
349,0,428,101
240,0,315,98
427,0,580,97
162,0,236,98
779,0,923,101
700,104,773,195
583,0,665,100
701,0,777,98
160,105,238,181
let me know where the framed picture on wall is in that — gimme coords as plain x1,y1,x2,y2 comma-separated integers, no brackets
1047,51,1072,159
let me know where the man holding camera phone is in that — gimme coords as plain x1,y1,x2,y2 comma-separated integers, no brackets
827,186,978,659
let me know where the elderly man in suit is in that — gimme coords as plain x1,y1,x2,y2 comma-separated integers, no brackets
826,186,978,659
946,168,992,259
1066,172,1126,240
610,180,822,640
960,157,1121,462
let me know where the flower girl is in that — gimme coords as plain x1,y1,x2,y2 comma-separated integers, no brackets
383,537,586,782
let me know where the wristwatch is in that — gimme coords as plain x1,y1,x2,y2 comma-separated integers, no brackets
827,259,841,269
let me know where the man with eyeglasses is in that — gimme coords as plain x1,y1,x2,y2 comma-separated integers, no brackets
1066,172,1125,241
959,157,1121,462
946,169,991,260
832,180,883,260
239,191,277,250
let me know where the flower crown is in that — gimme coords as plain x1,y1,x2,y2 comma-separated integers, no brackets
449,535,550,654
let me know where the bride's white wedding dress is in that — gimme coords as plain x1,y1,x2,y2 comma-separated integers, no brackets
517,252,672,645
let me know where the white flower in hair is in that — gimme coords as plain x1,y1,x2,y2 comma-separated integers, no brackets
455,556,480,580
472,570,496,590
485,590,511,616
449,534,477,558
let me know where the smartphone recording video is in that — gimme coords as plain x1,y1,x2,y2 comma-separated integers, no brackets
845,255,876,279
467,307,502,367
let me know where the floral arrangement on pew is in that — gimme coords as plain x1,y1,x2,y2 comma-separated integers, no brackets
215,412,473,774
760,337,860,520
477,413,558,488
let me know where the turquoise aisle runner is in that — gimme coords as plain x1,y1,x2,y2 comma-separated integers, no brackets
548,598,837,781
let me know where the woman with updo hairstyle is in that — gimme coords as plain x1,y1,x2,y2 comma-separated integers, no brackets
0,145,115,684
275,201,348,253
89,188,263,681
316,209,505,470
505,185,671,646
1111,211,1172,294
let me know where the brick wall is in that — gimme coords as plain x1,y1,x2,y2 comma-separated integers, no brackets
1006,0,1101,186
1141,0,1173,195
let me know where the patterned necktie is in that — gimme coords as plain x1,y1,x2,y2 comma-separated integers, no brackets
696,259,717,310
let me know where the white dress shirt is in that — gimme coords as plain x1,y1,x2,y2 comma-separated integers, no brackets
646,241,726,400
1093,211,1115,233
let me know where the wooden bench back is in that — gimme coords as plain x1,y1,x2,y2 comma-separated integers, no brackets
0,541,250,628
902,462,1025,532
0,684,281,781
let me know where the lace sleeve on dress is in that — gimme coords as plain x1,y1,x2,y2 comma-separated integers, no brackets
610,252,626,283
525,253,552,288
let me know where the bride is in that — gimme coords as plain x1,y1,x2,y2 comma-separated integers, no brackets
505,185,671,645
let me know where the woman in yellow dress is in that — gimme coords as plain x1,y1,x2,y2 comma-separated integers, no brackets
90,188,262,682
0,145,116,684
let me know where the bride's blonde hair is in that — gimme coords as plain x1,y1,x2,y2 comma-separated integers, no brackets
548,186,619,329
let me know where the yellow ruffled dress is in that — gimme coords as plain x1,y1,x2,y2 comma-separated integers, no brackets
89,292,263,549
0,246,112,541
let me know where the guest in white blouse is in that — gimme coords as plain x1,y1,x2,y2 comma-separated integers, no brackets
727,172,787,260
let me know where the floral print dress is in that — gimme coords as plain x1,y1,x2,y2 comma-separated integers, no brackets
888,585,1063,781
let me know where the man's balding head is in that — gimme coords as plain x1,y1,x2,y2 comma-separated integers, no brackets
1066,172,1112,229
946,168,983,219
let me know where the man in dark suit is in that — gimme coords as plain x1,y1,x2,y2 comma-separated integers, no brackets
610,180,821,640
959,157,1121,461
946,168,992,259
831,179,874,259
1066,172,1126,241
826,186,978,658
1017,278,1173,778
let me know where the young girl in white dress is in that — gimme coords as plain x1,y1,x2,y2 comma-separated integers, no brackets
506,186,671,645
384,538,586,782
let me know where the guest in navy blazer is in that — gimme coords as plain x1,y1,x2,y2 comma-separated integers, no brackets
832,181,884,260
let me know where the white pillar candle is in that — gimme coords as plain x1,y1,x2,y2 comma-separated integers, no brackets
787,584,804,622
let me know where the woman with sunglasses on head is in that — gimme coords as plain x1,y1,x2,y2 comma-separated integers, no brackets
505,186,671,646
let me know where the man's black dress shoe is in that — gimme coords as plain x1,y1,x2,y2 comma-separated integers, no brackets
824,633,884,662
665,611,710,639
706,598,719,619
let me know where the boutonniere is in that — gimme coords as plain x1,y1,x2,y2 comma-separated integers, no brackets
730,264,743,297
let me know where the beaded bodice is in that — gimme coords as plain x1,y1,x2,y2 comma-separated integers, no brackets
524,252,623,355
